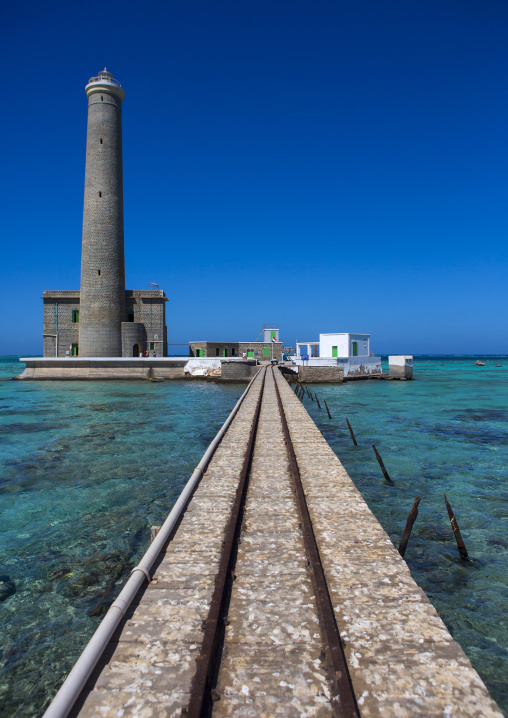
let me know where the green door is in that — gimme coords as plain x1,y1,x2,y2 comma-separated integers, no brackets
352,341,358,357
263,347,270,358
223,348,227,357
71,343,79,357
332,346,338,358
247,350,254,358
216,347,220,356
196,348,202,357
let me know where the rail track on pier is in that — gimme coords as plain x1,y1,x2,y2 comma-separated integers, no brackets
186,366,359,717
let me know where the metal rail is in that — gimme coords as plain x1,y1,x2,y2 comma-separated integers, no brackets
272,367,361,718
186,367,267,717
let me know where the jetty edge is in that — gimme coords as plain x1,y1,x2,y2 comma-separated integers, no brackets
43,367,502,718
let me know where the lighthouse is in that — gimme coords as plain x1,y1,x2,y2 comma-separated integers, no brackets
41,70,167,360
78,69,126,357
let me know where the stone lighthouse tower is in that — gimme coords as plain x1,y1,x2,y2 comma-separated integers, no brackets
41,70,167,361
78,69,126,357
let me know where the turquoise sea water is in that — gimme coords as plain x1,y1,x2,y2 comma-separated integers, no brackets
0,357,507,716
0,358,245,716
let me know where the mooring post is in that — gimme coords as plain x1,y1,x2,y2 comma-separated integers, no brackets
309,389,314,401
372,444,393,482
150,526,161,542
398,497,420,557
444,494,468,559
315,393,321,409
324,399,332,419
346,417,358,446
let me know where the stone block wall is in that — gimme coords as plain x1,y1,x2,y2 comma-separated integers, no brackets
43,290,167,358
42,291,80,357
121,322,147,357
125,291,167,356
189,342,240,358
189,342,283,360
221,361,259,381
298,366,344,383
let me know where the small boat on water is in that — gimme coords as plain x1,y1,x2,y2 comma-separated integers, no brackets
475,360,485,366
147,376,165,382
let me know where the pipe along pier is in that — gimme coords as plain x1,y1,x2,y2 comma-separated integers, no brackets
45,368,501,718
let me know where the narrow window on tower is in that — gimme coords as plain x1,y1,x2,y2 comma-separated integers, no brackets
98,270,101,276
99,138,103,144
98,191,102,197
101,95,103,101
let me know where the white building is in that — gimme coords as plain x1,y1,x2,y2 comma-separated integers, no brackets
295,333,381,377
319,333,370,359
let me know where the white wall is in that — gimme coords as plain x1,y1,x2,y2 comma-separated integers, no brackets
389,355,413,367
292,355,381,376
319,333,370,358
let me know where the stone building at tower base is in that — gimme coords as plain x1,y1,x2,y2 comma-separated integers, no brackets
42,289,168,357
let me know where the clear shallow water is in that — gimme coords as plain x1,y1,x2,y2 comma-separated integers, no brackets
0,358,245,717
302,356,508,715
0,357,507,716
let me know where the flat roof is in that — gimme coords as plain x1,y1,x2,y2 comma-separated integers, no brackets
189,340,282,344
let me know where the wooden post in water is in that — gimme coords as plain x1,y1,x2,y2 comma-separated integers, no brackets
315,393,321,409
398,497,420,557
324,399,332,419
444,494,468,559
309,389,314,401
372,444,393,482
346,418,358,446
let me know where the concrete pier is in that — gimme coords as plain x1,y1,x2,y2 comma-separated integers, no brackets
56,368,501,718
16,357,258,381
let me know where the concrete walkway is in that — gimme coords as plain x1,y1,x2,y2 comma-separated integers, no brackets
72,367,502,718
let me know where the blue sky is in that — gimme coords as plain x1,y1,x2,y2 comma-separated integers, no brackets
1,0,507,355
